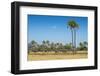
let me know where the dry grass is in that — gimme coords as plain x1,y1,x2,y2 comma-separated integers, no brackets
28,51,88,61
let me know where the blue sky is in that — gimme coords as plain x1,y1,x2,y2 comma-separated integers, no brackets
28,15,88,46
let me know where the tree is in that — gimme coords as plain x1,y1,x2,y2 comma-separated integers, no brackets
46,40,50,46
28,43,32,54
42,40,47,52
46,40,50,51
42,40,46,45
50,42,57,52
83,41,88,50
31,40,37,45
64,43,72,50
83,41,88,47
79,42,83,50
79,41,88,50
31,40,38,52
67,20,79,53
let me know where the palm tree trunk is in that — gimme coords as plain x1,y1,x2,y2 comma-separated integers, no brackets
71,29,74,52
74,29,76,53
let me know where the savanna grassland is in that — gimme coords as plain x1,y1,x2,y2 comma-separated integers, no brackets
28,40,88,61
28,51,87,61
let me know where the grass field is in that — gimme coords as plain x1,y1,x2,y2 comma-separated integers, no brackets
28,51,88,61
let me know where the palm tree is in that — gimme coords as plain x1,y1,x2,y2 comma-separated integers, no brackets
31,40,37,45
50,42,55,51
31,40,37,52
83,41,88,50
42,40,47,52
59,43,63,49
46,40,50,47
45,40,50,51
67,20,79,53
79,42,83,50
79,41,87,50
42,40,46,45
83,41,88,47
64,43,72,50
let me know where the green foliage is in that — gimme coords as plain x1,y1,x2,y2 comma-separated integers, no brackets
78,41,88,50
28,40,88,53
67,20,79,29
64,43,72,50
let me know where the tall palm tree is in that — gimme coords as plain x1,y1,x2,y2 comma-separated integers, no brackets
67,20,79,53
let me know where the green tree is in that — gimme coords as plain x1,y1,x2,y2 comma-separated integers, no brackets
83,41,88,48
44,40,50,51
83,41,88,50
46,40,50,46
42,40,46,45
31,40,38,52
79,41,88,50
64,43,72,50
42,40,47,52
50,42,56,51
67,20,79,53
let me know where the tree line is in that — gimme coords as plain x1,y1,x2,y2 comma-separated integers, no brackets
28,40,88,53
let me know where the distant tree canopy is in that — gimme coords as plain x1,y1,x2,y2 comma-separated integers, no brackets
78,41,88,50
28,40,88,53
